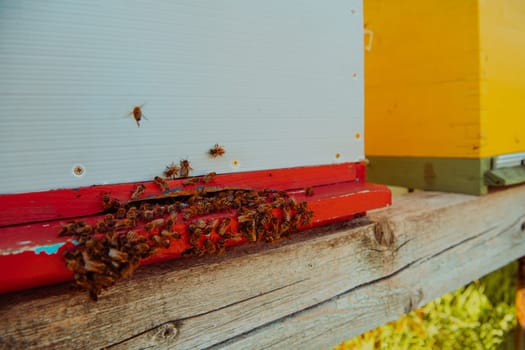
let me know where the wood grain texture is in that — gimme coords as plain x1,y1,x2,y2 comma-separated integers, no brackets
2,184,525,349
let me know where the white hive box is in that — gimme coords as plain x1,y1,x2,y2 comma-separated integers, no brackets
0,0,364,194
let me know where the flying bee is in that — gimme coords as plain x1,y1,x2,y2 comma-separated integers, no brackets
208,144,226,158
164,163,180,179
131,184,146,200
127,104,148,128
179,159,193,177
305,187,314,196
154,176,170,192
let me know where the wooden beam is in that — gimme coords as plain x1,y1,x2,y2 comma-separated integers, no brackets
2,185,525,349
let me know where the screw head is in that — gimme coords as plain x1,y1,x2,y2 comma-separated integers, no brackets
72,165,85,177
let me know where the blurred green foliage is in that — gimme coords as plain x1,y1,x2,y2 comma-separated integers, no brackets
335,262,518,350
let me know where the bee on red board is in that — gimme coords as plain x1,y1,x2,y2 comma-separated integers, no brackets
152,204,166,217
203,239,217,255
179,159,193,177
182,177,200,186
216,217,231,236
127,207,138,220
102,193,121,211
201,172,217,183
104,214,115,227
131,184,146,200
116,207,127,219
154,176,170,192
81,251,106,274
208,144,226,158
95,221,108,233
128,104,148,127
305,187,314,196
160,230,181,239
151,235,171,249
163,163,180,179
144,218,165,232
143,209,154,221
108,248,129,263
114,218,134,231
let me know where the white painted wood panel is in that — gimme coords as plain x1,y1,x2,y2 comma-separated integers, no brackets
0,0,363,194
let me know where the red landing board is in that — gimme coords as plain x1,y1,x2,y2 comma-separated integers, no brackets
0,163,390,294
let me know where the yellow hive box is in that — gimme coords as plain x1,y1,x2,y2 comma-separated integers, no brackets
365,0,525,195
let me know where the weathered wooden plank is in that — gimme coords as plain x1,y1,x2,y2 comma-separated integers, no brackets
1,185,525,349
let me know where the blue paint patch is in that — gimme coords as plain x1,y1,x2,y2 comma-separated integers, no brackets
166,187,183,193
33,243,66,255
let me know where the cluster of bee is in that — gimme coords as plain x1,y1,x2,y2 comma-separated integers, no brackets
181,189,314,256
60,202,182,300
61,186,313,300
61,157,313,300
